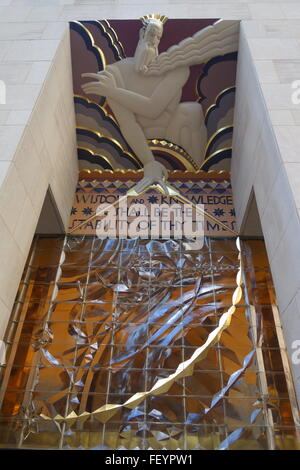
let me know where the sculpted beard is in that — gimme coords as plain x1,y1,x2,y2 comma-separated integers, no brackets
134,28,159,73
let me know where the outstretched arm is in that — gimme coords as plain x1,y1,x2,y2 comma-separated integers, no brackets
82,68,189,120
146,20,239,76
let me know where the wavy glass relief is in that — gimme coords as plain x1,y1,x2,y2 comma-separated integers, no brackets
0,237,299,450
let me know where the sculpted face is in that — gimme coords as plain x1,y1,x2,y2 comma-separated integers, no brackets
144,21,163,48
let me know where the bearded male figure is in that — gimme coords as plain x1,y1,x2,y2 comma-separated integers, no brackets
82,16,239,193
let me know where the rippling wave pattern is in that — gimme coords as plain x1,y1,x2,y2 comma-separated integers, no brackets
0,237,299,449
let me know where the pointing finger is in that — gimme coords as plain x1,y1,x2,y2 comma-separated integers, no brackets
82,86,103,96
82,85,99,93
82,81,101,88
81,73,101,80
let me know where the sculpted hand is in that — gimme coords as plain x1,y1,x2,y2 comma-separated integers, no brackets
132,160,169,195
81,70,116,97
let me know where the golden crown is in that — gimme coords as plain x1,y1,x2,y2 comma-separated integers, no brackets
140,14,168,27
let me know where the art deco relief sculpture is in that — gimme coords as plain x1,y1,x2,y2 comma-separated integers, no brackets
82,15,239,194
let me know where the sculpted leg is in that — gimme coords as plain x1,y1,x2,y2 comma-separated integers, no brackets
107,97,169,194
107,97,155,166
165,102,207,166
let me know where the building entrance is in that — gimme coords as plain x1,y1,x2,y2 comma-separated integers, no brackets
0,236,299,450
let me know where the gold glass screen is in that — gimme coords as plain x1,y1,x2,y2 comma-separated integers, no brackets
0,236,299,450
